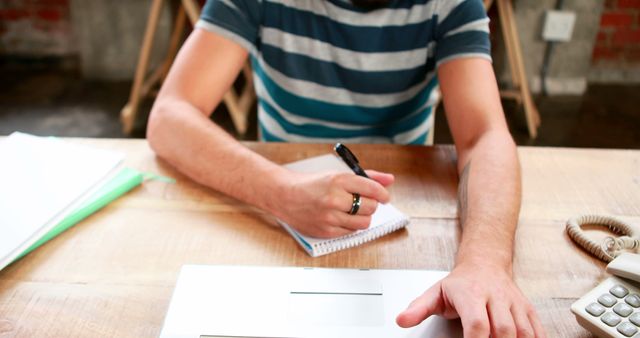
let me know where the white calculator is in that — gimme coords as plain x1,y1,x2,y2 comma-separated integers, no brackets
572,253,640,337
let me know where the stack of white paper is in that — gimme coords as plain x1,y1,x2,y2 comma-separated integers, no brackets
0,132,123,270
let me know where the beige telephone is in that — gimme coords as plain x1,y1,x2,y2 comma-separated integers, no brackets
567,215,640,337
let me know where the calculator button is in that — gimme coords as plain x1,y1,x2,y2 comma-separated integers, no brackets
599,294,618,307
586,302,606,316
629,313,640,326
611,285,630,298
626,295,640,308
602,312,622,326
615,303,634,317
618,322,638,337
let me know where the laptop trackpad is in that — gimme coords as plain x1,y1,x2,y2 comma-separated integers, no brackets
288,269,384,326
288,293,384,326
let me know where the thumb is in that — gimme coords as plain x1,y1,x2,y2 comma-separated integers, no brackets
396,281,443,328
365,170,395,187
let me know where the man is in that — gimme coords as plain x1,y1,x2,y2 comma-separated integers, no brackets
147,0,546,337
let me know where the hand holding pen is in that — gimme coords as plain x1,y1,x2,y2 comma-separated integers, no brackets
272,143,394,239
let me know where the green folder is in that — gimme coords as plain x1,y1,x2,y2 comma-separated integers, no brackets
14,167,144,261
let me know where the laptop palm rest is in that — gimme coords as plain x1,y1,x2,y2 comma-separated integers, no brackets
160,266,463,338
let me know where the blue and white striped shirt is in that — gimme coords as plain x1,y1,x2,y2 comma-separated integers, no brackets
197,0,491,144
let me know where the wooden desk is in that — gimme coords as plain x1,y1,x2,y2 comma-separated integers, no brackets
0,140,639,337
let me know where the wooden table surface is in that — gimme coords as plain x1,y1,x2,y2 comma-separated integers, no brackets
1,139,639,337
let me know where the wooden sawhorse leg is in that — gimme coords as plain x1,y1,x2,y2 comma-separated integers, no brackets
120,0,165,135
485,0,541,138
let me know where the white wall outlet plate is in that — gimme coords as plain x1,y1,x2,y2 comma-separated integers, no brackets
542,10,577,42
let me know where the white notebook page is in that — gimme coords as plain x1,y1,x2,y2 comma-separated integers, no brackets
0,132,123,269
298,202,406,247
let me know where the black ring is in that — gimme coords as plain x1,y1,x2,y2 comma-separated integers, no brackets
349,193,361,215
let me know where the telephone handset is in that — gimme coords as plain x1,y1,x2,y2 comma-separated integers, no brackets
567,215,640,337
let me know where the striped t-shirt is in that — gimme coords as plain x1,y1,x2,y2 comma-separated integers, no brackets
197,0,491,144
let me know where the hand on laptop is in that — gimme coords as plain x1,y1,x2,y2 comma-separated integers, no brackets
396,261,546,338
272,170,394,238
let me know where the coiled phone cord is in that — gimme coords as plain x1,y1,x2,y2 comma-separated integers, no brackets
566,215,639,263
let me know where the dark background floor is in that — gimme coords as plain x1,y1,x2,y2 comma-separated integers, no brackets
1,59,639,149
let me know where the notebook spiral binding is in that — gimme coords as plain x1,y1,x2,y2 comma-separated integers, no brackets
315,217,409,256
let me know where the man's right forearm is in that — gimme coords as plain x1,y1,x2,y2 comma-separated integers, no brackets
147,97,288,213
148,96,394,239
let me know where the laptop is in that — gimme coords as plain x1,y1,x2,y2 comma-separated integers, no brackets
160,265,462,338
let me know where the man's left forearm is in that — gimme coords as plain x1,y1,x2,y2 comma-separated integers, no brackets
397,59,544,336
454,129,521,272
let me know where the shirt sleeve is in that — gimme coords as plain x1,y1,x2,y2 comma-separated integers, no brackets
433,0,492,67
196,0,262,54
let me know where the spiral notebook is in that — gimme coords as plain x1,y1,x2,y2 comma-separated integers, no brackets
280,154,410,257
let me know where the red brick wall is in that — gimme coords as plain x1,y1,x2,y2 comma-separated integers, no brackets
0,0,75,56
593,0,640,65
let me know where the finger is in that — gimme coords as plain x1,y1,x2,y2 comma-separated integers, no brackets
354,196,378,216
396,282,444,328
338,194,377,216
527,307,546,338
324,193,377,215
510,305,535,338
488,299,516,338
340,174,390,203
332,211,372,231
365,170,395,187
456,300,490,338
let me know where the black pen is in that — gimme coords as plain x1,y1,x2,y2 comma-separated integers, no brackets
334,143,370,179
